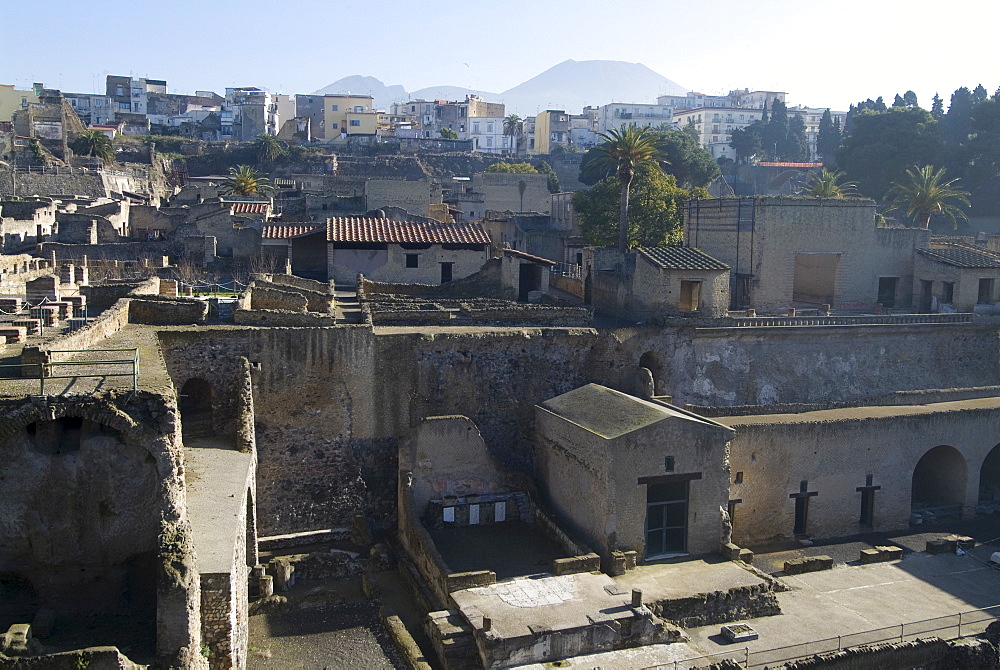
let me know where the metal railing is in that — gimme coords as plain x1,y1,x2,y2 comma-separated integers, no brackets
0,348,138,395
550,263,582,279
727,313,974,328
646,604,1000,669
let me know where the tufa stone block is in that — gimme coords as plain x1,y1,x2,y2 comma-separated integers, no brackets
784,555,834,574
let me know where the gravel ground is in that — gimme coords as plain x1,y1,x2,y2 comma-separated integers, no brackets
248,588,405,670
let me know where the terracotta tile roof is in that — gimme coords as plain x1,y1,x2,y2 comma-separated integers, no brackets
638,246,730,270
230,202,271,215
326,217,491,245
917,247,1000,269
262,224,322,240
502,248,557,266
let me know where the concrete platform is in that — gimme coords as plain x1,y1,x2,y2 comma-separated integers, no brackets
613,556,767,604
510,641,704,669
184,441,254,573
451,571,676,667
684,550,1000,662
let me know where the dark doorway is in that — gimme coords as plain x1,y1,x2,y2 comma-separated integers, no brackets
979,278,995,304
639,351,666,396
440,262,453,283
979,444,1000,505
911,445,966,518
731,274,751,310
645,481,688,558
920,280,933,312
518,263,542,301
877,277,898,308
0,574,38,631
179,378,214,440
860,490,875,528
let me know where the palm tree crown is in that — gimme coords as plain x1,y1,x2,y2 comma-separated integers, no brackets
221,165,273,197
884,165,970,229
503,114,521,154
253,134,286,164
71,129,115,164
800,168,858,198
592,123,666,251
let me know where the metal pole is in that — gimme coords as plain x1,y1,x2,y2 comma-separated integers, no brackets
900,623,904,642
958,612,962,638
837,634,841,650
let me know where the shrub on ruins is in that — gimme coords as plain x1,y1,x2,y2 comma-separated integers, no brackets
70,130,115,164
485,162,538,174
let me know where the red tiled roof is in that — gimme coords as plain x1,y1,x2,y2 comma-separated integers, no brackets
230,202,271,215
262,224,322,240
326,217,491,245
757,162,824,167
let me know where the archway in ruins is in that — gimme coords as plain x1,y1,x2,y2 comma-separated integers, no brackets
911,445,967,520
179,378,214,440
639,351,667,397
979,444,1000,508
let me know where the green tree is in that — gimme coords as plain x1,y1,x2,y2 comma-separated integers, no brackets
930,93,945,120
966,91,1000,185
573,165,704,247
835,107,945,198
535,160,561,193
729,125,762,165
785,114,808,161
884,165,970,228
253,134,286,164
579,127,718,188
503,114,521,154
485,162,538,173
70,129,115,164
220,165,273,197
892,94,906,108
942,87,974,146
589,123,666,251
816,110,841,162
903,90,919,108
439,128,458,139
798,168,858,197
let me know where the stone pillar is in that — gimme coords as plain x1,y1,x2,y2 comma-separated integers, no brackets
74,265,88,286
58,264,75,286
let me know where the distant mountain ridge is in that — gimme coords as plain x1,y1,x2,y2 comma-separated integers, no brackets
312,60,687,116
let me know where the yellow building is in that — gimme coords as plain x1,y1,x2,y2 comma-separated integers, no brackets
324,94,377,136
532,110,570,155
0,84,39,124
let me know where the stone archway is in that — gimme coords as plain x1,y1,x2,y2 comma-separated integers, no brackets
911,445,967,521
639,351,667,397
179,378,214,439
979,444,1000,509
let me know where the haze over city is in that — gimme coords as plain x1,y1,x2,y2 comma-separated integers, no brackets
2,0,997,111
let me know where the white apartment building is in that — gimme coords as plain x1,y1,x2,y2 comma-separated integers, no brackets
672,107,767,160
468,117,510,153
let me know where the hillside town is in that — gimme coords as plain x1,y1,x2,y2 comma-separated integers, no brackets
3,63,1000,670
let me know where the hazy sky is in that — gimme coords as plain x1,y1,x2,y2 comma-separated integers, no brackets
2,0,997,112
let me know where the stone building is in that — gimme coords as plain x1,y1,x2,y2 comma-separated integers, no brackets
913,245,1000,312
686,196,929,313
585,245,731,321
535,384,734,562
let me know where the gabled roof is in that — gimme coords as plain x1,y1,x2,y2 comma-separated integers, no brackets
326,217,491,245
502,248,557,266
538,384,722,440
917,247,1000,269
262,224,322,240
637,246,730,271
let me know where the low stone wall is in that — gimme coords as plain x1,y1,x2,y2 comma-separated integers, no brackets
232,308,336,326
648,581,781,628
128,296,209,325
40,241,143,262
260,273,331,294
366,295,592,327
550,273,584,298
253,276,334,314
248,285,308,312
782,637,997,669
0,645,145,669
82,278,160,310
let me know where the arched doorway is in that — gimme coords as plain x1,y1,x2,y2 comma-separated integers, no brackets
979,444,1000,510
179,378,214,439
639,352,667,397
911,445,967,522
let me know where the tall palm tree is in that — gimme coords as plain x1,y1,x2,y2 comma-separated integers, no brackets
70,129,115,164
221,165,273,197
799,168,858,198
592,123,666,252
884,165,970,229
503,114,521,156
253,134,286,165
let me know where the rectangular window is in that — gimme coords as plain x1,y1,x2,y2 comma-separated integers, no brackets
331,104,338,111
943,282,955,304
119,102,130,110
330,122,338,129
406,254,418,268
350,119,360,126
